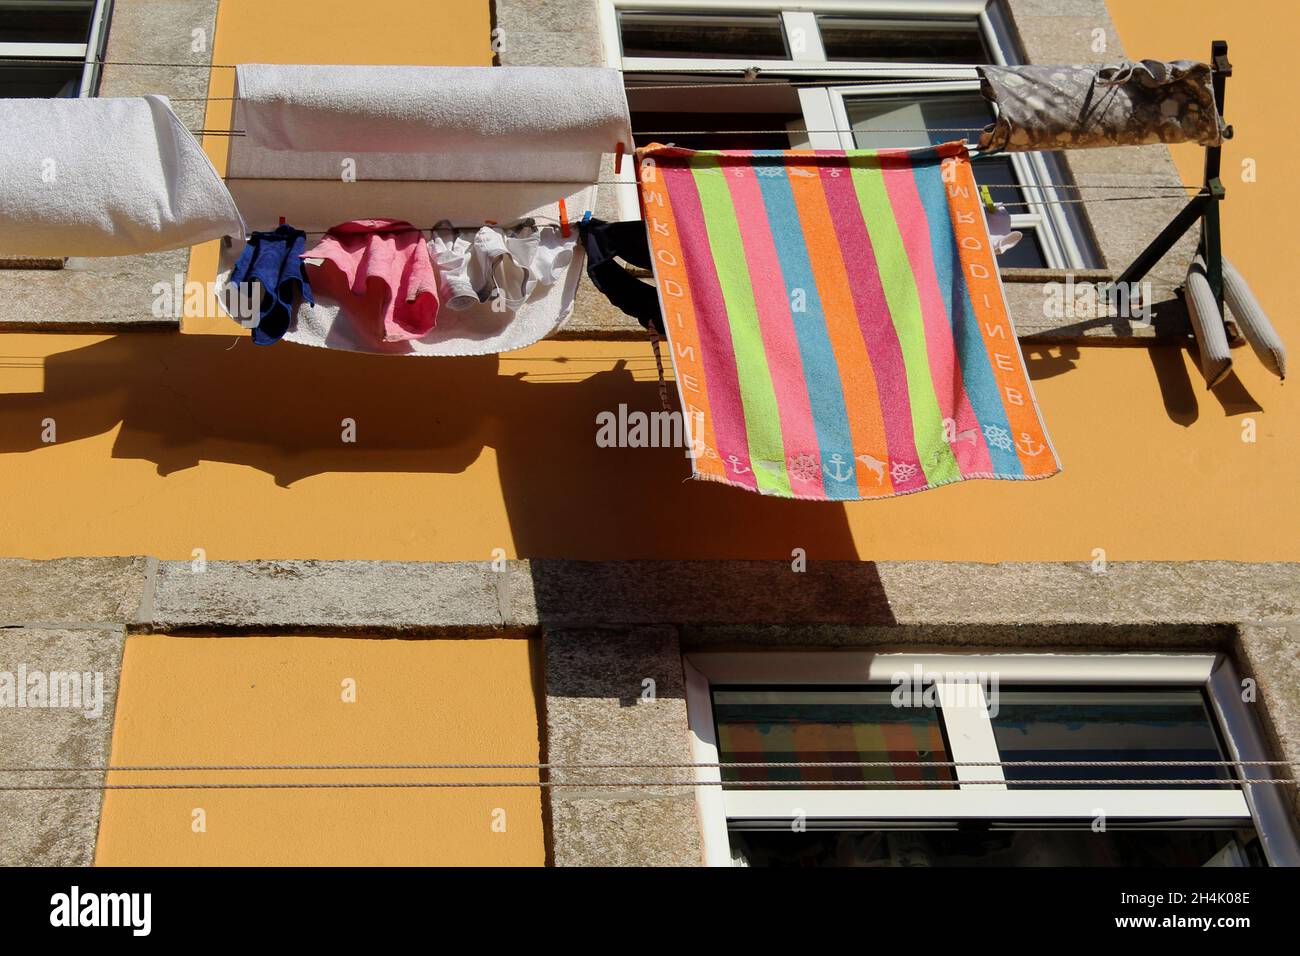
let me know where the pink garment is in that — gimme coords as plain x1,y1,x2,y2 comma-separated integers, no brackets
302,219,439,342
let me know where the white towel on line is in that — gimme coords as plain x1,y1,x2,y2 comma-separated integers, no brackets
232,64,632,183
0,95,244,258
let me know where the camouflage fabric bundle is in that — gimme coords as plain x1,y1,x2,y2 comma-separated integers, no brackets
977,60,1222,152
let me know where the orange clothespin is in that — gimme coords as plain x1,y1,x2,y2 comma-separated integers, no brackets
614,142,625,175
558,198,570,238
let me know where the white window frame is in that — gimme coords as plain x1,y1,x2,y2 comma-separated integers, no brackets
685,651,1300,867
598,0,1091,269
1,0,113,98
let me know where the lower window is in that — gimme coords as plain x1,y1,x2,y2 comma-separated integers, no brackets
684,653,1298,867
729,826,1262,868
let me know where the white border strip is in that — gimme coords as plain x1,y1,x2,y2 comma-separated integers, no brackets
687,652,1219,685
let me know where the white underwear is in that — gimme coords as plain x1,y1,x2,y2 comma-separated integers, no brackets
984,204,1024,256
432,220,578,312
429,220,480,311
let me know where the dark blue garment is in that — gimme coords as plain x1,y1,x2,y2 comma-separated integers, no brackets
228,224,314,345
578,218,664,336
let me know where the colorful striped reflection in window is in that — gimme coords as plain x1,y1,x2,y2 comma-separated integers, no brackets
711,688,956,788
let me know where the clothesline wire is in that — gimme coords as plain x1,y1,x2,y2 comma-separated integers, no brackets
3,759,1293,771
4,758,1292,790
163,76,994,102
623,77,979,91
995,194,1198,206
218,173,1199,193
267,217,570,238
0,58,988,74
190,128,1005,137
1,779,1293,791
227,191,1202,227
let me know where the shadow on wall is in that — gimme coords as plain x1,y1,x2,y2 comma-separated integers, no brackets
528,559,899,634
1145,344,1262,428
1022,338,1261,427
0,334,860,559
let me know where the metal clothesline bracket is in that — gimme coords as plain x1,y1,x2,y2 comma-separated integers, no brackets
1111,40,1232,331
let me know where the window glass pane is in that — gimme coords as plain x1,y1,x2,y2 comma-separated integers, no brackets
626,75,807,150
712,688,955,789
628,109,802,150
845,91,989,149
845,93,1030,199
0,0,95,43
619,11,788,60
990,689,1234,789
818,16,991,63
0,61,82,97
728,828,1261,867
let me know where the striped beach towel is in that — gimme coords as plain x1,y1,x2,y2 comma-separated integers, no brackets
637,141,1060,500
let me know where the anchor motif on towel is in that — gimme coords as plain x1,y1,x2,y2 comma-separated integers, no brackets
1016,433,1046,456
855,454,887,484
823,454,854,483
725,454,751,475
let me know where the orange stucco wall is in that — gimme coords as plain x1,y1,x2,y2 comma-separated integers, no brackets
95,634,545,866
0,0,1294,563
90,0,548,869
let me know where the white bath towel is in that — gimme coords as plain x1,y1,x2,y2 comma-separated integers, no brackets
0,95,244,258
231,64,632,183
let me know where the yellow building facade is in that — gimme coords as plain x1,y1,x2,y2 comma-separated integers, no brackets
0,0,1296,868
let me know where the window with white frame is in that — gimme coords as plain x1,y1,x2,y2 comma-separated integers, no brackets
0,0,112,98
599,0,1099,270
684,652,1300,867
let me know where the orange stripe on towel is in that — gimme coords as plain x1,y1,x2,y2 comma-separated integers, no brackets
637,148,727,483
943,146,1058,478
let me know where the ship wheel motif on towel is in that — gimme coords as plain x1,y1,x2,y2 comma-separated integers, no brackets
983,424,1015,453
890,460,919,484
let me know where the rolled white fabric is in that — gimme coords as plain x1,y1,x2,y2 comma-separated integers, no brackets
0,95,245,258
1183,254,1233,388
1222,258,1286,379
233,65,632,183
